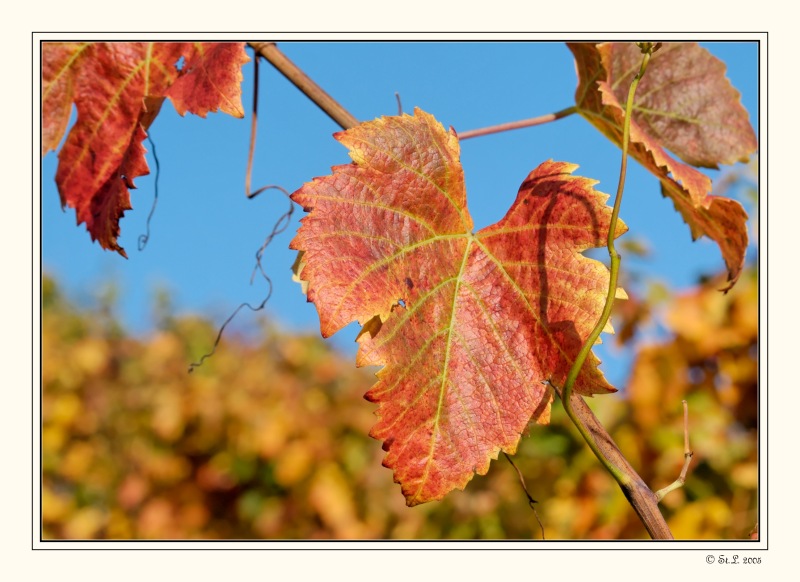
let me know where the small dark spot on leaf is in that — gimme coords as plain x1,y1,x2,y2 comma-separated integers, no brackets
405,277,414,290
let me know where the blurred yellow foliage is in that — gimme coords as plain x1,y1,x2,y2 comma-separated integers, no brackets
40,269,757,540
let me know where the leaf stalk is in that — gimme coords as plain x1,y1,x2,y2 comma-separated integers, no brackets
457,106,577,140
655,400,694,502
559,48,655,514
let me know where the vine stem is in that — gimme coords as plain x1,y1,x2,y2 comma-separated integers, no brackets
457,106,577,140
558,48,660,526
247,42,359,130
655,400,693,501
555,383,671,539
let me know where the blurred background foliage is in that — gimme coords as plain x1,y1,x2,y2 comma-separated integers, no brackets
41,260,757,540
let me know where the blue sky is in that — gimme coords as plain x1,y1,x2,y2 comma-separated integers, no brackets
41,41,759,388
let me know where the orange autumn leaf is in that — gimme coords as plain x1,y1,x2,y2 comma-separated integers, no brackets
290,108,626,505
569,42,756,291
41,42,249,256
165,43,249,118
42,42,90,158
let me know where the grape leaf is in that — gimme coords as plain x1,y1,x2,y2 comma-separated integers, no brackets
42,42,249,256
569,42,757,291
42,42,89,157
290,108,626,505
165,43,250,118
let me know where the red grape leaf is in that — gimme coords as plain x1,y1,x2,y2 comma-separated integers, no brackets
165,43,248,118
569,42,756,291
42,42,249,256
290,108,626,505
42,42,90,157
